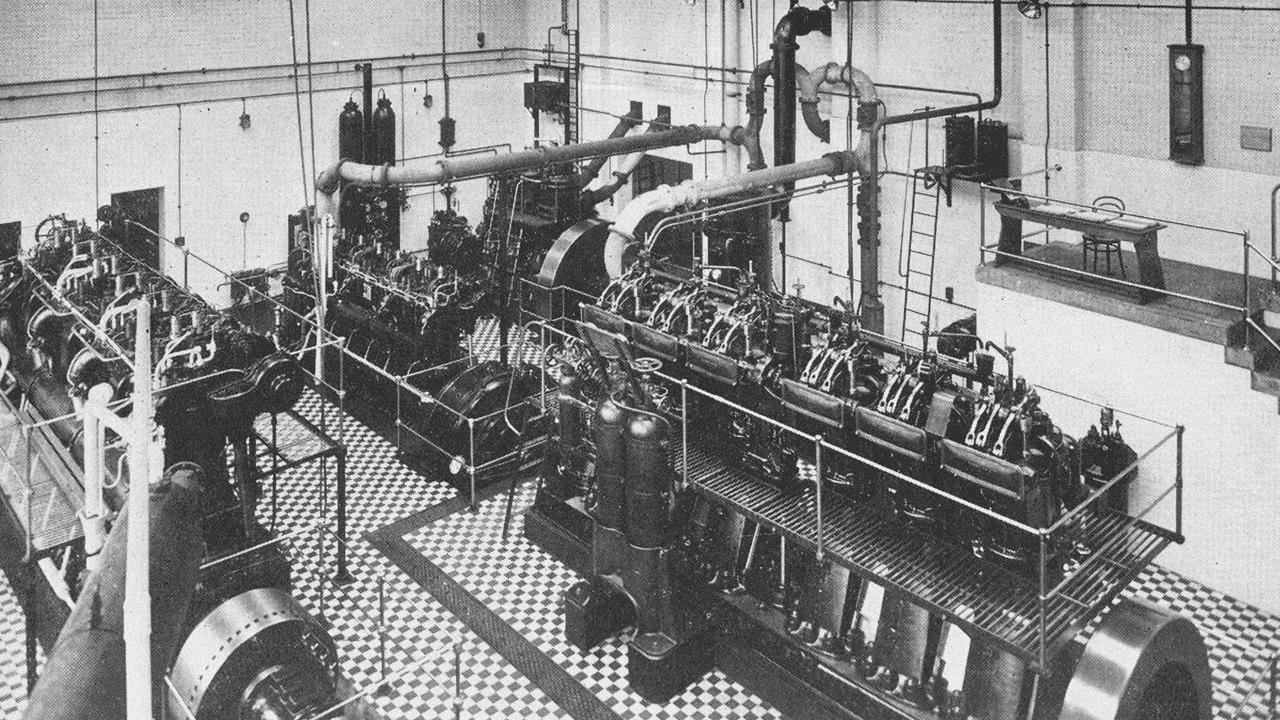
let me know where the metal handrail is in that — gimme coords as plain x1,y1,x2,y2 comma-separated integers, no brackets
979,185,1253,325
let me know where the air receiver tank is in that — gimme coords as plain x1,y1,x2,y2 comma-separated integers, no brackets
592,399,628,532
624,412,671,549
371,91,396,166
339,97,364,163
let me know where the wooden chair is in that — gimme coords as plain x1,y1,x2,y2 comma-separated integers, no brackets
1082,195,1127,278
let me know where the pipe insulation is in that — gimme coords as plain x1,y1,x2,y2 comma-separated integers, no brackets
798,62,879,143
314,123,746,221
603,150,861,279
24,464,206,720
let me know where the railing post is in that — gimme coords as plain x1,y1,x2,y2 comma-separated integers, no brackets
467,417,477,510
1175,424,1184,538
540,324,547,411
814,435,824,562
680,380,689,489
1038,531,1048,670
378,573,387,681
453,640,464,720
1244,232,1252,331
395,377,403,454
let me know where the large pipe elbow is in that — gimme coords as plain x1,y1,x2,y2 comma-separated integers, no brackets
772,4,832,50
745,60,773,170
798,63,879,144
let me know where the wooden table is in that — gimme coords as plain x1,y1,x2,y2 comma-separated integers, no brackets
994,201,1169,304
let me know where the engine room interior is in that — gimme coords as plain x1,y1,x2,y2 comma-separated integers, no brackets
0,1,1277,719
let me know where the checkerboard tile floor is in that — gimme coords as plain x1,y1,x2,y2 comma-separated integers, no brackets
406,481,783,720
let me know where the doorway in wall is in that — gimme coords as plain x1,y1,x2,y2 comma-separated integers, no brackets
108,186,164,269
0,221,20,261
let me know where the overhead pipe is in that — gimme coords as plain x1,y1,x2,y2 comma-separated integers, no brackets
772,3,832,217
603,150,862,279
575,100,645,189
315,123,745,220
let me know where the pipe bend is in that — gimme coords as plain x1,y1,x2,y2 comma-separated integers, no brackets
315,161,346,195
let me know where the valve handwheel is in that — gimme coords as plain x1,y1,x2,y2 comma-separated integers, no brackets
631,357,663,375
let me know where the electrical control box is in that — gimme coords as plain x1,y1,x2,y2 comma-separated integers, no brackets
1169,44,1204,165
977,119,1009,182
524,79,569,114
945,115,976,170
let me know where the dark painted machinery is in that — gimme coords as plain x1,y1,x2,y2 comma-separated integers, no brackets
526,256,1212,720
297,99,683,485
0,216,356,719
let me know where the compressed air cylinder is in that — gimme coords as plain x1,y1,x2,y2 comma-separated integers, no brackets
556,374,583,447
592,399,628,531
624,413,670,549
339,98,364,163
371,93,396,166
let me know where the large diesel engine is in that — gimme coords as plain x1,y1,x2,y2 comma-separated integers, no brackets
526,256,1213,720
2,215,355,720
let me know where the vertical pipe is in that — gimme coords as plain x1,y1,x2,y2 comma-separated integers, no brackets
846,1,856,302
82,384,112,573
124,299,153,720
1184,0,1193,44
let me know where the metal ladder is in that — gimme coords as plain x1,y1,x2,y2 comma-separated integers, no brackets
565,29,581,145
900,166,943,349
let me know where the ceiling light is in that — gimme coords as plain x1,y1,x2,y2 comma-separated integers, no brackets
1018,0,1045,19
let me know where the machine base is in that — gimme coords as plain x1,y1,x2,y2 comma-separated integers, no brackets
628,630,717,704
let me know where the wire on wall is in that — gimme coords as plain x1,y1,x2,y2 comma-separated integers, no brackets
93,0,100,210
176,103,183,236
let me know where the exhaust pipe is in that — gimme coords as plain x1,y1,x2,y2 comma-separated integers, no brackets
604,150,862,279
772,3,832,217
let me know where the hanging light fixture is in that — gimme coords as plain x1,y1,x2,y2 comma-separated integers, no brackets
1018,0,1045,19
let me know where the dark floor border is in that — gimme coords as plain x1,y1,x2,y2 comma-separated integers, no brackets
366,477,623,720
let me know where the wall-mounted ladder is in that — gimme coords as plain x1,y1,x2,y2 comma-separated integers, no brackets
900,166,944,349
565,28,581,145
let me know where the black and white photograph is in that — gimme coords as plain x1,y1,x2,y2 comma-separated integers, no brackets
0,0,1276,718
